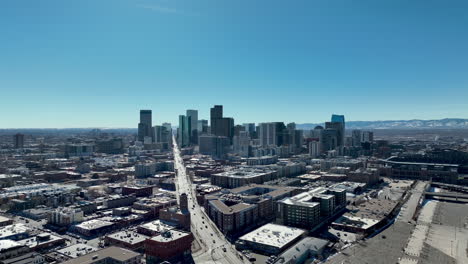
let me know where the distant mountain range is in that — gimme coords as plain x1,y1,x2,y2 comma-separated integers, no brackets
296,118,468,130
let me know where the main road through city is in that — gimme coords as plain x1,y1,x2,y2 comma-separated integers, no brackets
172,137,249,264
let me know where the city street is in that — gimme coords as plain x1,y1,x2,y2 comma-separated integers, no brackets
172,137,249,264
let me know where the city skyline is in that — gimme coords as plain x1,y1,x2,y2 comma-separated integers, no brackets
1,0,468,128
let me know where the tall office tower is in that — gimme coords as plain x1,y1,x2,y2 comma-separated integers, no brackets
14,133,24,149
352,130,362,147
258,122,287,146
331,114,345,124
218,117,234,140
178,115,191,147
210,105,223,134
258,123,275,146
286,122,296,146
309,140,320,158
162,123,172,133
294,130,304,150
330,114,345,146
138,110,153,142
199,135,230,159
233,131,250,157
243,123,256,138
209,105,234,142
153,125,171,143
186,110,198,144
325,121,344,147
197,120,209,134
362,131,374,143
234,125,245,136
321,128,338,151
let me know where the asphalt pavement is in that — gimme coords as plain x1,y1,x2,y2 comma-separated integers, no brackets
172,137,249,264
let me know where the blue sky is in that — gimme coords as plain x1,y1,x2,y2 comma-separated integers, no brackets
1,0,467,128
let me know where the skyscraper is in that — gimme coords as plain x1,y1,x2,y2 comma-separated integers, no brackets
352,130,362,147
258,122,287,146
243,123,256,138
138,110,153,142
178,115,191,147
186,110,198,144
331,114,345,124
14,133,24,149
362,131,374,143
210,105,223,135
209,105,234,142
197,120,208,134
321,128,338,151
329,114,345,147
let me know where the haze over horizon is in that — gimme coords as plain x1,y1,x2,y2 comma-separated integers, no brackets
1,0,468,128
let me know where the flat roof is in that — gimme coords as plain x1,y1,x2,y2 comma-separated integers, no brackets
106,230,148,244
75,219,113,230
62,246,141,264
0,224,30,239
333,215,380,230
0,239,23,251
56,243,98,258
138,220,177,233
17,233,64,248
239,223,305,249
149,230,192,243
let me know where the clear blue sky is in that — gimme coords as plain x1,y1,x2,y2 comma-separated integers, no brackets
1,0,467,128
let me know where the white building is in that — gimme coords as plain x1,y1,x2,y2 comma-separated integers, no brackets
48,208,84,226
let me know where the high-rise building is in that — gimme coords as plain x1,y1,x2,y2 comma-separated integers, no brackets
258,122,287,146
138,110,153,142
197,120,208,134
362,131,374,143
177,115,191,147
309,140,320,158
233,131,250,157
331,114,345,123
325,121,344,147
210,105,234,142
153,125,171,144
321,128,337,152
199,135,230,159
243,123,256,138
210,105,223,134
330,114,345,146
186,110,198,144
352,130,362,147
14,133,24,149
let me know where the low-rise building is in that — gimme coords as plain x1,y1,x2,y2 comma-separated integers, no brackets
55,244,98,259
62,246,142,264
211,167,277,188
278,187,346,229
236,223,306,255
48,207,84,226
145,230,193,264
105,230,149,252
74,219,114,237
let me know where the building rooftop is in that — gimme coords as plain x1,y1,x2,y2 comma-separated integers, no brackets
56,243,98,258
149,230,192,243
138,220,177,233
278,237,329,262
213,167,276,179
239,223,306,249
75,219,113,230
0,239,23,252
0,224,31,240
106,230,149,245
62,246,140,264
17,233,64,248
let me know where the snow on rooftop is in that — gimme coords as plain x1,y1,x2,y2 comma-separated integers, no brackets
239,223,305,249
